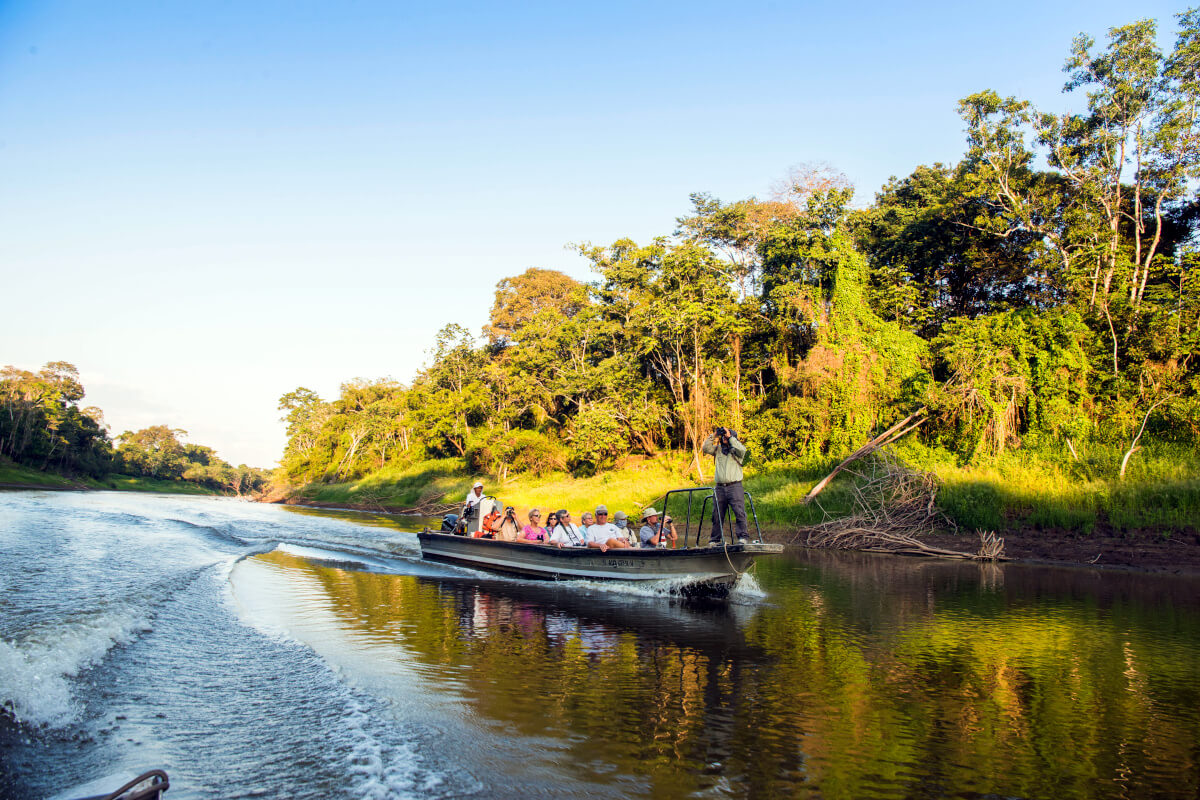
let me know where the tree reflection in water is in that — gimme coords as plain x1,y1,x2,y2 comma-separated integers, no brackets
249,547,1200,799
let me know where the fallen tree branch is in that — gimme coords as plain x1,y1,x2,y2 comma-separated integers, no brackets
790,451,1005,561
398,493,459,516
802,408,927,504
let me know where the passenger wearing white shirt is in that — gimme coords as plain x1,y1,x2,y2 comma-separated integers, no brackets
548,509,585,548
585,506,631,552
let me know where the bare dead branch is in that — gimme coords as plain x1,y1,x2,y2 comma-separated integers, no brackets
790,452,1005,561
802,409,927,504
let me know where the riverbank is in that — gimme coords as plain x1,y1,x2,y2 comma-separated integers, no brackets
762,528,1200,576
267,494,1200,577
269,446,1200,575
0,458,225,496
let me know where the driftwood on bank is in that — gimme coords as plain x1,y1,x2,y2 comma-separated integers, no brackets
334,487,457,516
802,408,928,505
395,491,459,516
792,452,1005,561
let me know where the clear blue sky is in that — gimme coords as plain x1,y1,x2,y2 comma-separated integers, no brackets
0,0,1185,467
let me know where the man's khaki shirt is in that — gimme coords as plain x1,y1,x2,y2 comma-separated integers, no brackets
701,434,747,484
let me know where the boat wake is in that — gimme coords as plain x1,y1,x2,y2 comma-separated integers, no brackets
0,601,152,728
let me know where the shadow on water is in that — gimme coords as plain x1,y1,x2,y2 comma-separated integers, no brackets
242,545,1200,799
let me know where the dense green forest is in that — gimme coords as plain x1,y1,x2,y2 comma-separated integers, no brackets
277,14,1200,531
0,361,267,495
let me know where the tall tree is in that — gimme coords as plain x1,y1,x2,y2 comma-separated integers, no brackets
484,268,586,344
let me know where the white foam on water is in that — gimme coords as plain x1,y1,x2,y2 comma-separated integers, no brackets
340,696,446,800
557,575,713,597
729,572,767,604
0,605,150,728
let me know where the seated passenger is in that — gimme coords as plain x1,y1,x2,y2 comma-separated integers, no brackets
522,508,548,543
638,508,678,548
549,509,585,548
585,505,631,553
474,503,503,539
613,510,637,546
497,506,522,541
580,511,594,534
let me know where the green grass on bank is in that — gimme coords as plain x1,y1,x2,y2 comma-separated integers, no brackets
95,474,222,495
0,457,84,488
289,454,859,531
294,457,475,509
911,440,1200,535
0,456,223,496
285,440,1200,537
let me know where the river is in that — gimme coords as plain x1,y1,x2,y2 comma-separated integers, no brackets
1,490,1198,799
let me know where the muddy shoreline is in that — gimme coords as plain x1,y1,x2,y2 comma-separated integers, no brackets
765,527,1200,577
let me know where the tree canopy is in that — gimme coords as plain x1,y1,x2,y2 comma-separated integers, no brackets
1,361,267,493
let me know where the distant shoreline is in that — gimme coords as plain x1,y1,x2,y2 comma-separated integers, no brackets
0,481,89,491
0,474,223,497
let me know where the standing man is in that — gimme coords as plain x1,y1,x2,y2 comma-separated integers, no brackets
702,427,749,543
456,480,488,535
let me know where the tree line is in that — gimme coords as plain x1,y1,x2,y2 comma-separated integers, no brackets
271,12,1191,487
0,361,266,494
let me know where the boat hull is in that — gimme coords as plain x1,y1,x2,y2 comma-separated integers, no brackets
417,531,782,594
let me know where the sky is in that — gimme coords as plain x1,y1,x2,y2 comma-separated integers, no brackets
0,0,1186,468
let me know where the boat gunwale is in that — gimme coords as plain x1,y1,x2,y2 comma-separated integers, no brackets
416,529,783,559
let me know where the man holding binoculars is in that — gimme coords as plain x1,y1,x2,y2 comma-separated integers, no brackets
701,425,749,544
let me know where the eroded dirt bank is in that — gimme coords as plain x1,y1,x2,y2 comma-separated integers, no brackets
765,527,1200,576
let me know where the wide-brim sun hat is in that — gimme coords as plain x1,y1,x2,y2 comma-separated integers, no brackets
642,507,660,519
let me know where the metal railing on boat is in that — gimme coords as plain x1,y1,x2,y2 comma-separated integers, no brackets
652,486,763,548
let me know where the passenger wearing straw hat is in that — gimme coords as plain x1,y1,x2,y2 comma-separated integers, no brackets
638,508,678,548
